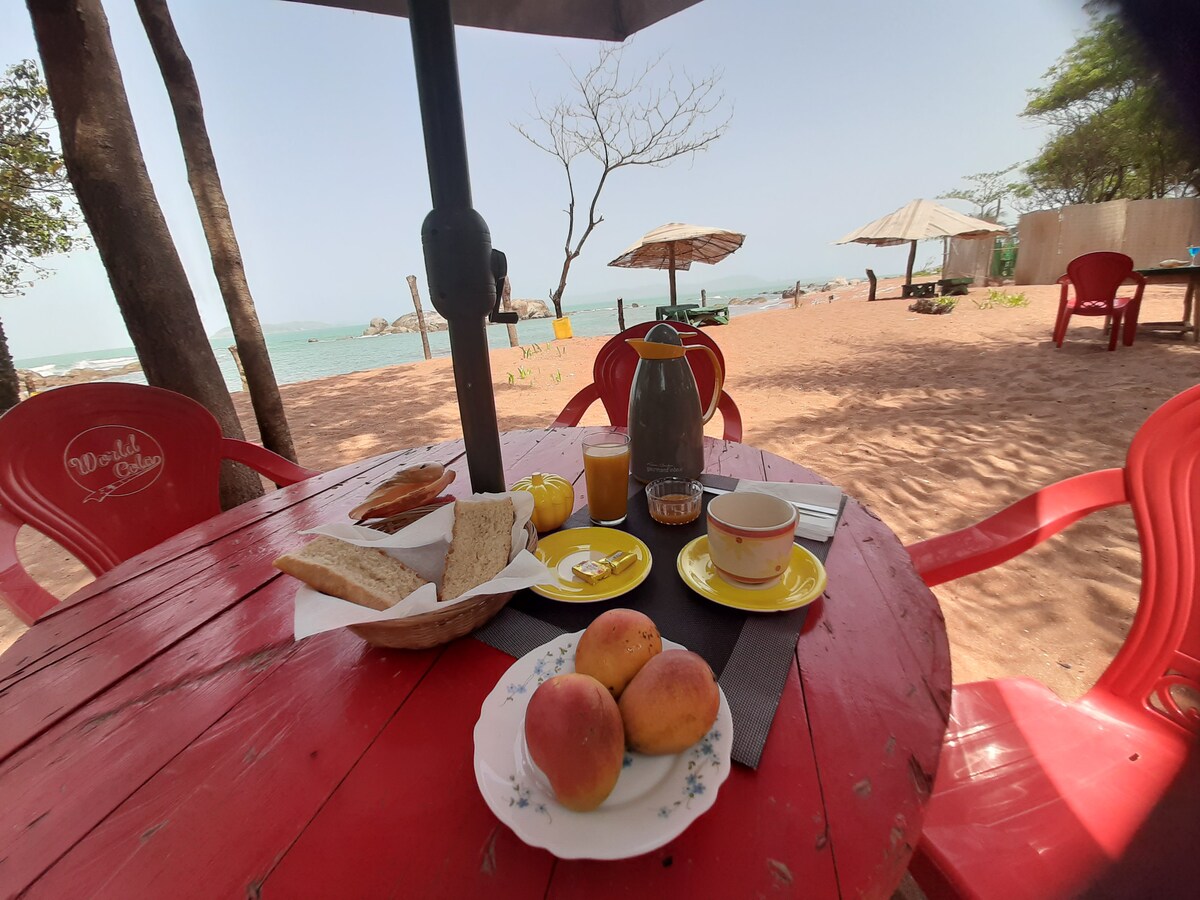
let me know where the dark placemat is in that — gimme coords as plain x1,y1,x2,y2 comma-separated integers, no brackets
473,475,847,768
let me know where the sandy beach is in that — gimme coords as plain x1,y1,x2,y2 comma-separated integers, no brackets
5,276,1197,702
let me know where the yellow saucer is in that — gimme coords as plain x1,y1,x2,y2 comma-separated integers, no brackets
532,527,653,602
676,536,827,612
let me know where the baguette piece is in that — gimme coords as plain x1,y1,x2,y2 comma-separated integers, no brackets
274,536,427,610
440,498,515,601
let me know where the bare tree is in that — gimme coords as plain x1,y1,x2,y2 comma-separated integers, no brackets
515,45,730,319
26,0,262,507
134,0,297,463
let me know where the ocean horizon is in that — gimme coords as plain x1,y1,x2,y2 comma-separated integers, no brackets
15,282,814,392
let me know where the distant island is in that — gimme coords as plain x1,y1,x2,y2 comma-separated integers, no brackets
210,321,333,340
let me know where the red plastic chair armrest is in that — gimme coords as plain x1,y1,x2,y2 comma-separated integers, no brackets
552,383,601,428
906,468,1128,587
220,439,320,488
0,504,61,625
717,392,743,442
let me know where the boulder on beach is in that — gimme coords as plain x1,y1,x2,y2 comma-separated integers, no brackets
363,298,549,336
506,298,552,319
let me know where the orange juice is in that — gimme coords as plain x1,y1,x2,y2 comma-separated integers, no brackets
583,436,630,525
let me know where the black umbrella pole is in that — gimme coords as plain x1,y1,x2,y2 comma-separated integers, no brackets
409,0,505,492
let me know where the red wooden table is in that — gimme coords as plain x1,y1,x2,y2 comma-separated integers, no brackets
0,429,950,898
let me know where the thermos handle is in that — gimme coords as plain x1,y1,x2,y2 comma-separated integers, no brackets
684,345,724,425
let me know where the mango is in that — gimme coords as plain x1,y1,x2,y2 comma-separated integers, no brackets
523,673,625,811
574,608,663,699
619,650,720,755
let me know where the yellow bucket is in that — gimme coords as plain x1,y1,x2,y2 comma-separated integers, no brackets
552,317,573,340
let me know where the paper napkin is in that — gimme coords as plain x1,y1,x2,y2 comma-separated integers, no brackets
734,480,843,542
291,491,556,640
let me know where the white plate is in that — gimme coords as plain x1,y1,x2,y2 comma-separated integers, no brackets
473,630,733,860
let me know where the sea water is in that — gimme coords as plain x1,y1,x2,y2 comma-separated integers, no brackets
14,292,796,393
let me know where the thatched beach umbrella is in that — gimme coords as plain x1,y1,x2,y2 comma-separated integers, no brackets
608,223,746,305
286,0,703,492
835,199,1006,287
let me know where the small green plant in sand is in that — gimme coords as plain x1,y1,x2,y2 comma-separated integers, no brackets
550,370,563,384
972,289,1028,310
909,296,958,315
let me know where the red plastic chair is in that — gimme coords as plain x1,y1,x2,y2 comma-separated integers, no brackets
1053,251,1146,351
0,383,318,624
551,321,743,440
905,385,1200,898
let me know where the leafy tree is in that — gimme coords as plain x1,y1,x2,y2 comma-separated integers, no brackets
0,59,82,411
938,164,1022,224
1019,14,1200,208
516,45,730,319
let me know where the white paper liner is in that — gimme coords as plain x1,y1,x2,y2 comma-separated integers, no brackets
291,491,555,640
734,480,843,542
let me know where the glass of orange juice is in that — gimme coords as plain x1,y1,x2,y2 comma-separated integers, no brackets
582,431,631,526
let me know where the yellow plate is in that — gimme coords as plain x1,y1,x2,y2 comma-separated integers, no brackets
676,536,827,612
532,527,653,603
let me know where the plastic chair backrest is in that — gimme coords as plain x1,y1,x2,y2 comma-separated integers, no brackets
1097,384,1200,733
0,383,231,574
1066,251,1135,309
592,321,725,427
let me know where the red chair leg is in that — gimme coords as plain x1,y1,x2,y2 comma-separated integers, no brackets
1054,308,1071,347
1108,310,1123,350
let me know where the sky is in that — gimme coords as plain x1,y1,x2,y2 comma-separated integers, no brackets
1,0,1091,359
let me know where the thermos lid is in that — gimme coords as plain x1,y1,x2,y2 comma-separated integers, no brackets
644,323,683,346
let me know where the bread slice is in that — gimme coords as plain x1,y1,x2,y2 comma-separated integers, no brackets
440,498,515,601
274,536,427,610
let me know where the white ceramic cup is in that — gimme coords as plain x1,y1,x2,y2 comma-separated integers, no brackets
706,492,797,585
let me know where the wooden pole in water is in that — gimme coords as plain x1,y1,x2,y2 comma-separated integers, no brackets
501,275,519,348
700,288,707,308
406,275,433,361
794,281,802,309
617,297,626,331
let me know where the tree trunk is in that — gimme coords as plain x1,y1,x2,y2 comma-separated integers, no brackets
617,297,625,331
406,275,432,360
501,275,519,348
134,0,297,463
26,0,261,507
0,318,20,413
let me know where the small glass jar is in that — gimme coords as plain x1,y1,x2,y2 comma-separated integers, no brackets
645,477,703,525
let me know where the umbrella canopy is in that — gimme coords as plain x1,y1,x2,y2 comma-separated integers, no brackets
609,223,745,304
286,0,703,40
835,199,1007,286
286,0,705,493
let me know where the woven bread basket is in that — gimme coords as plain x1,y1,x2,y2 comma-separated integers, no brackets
346,501,537,650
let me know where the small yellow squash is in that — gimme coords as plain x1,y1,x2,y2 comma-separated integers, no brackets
511,473,574,533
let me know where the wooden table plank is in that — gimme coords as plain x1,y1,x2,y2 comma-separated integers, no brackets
764,450,948,900
23,631,442,899
0,581,301,892
262,639,557,899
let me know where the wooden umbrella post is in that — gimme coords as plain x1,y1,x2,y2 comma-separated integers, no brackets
905,239,918,286
668,241,678,305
